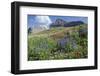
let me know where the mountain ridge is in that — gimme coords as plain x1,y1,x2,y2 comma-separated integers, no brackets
50,18,85,28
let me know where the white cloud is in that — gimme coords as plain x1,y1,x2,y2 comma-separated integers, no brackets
34,16,52,29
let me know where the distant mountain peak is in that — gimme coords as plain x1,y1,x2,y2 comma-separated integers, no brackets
50,18,67,27
55,18,67,25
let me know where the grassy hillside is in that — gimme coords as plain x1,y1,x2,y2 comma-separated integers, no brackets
28,24,88,61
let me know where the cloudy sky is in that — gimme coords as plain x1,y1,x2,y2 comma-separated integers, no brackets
28,15,88,28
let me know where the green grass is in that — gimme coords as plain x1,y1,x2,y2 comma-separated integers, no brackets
28,24,88,61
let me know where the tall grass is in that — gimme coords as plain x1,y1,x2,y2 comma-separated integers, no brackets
28,25,88,60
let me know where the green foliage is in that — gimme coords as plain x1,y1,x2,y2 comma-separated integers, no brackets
28,36,57,60
65,42,74,53
28,24,88,60
28,27,32,34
